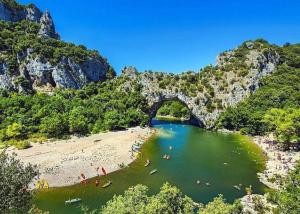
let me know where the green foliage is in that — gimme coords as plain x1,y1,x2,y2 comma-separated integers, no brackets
39,113,68,138
157,100,191,119
0,77,150,143
0,151,39,213
279,43,300,68
101,183,246,214
6,122,24,139
217,64,300,136
14,140,31,149
0,20,110,75
101,183,195,214
263,108,300,146
198,195,234,214
269,162,300,214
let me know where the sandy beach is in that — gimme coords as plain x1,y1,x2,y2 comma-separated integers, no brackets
5,127,153,187
252,135,300,189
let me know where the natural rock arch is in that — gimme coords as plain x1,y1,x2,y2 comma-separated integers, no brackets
148,94,204,127
121,44,280,129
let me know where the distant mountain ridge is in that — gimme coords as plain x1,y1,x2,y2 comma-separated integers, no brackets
0,0,113,93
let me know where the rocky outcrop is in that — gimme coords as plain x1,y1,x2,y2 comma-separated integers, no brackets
38,10,59,39
240,194,276,214
0,1,42,22
0,1,109,92
0,51,110,92
0,1,59,39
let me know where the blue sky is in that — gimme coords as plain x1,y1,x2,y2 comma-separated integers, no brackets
19,0,300,74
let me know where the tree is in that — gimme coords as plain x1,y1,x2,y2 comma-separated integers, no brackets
103,110,123,130
6,122,24,139
39,113,68,137
198,195,234,214
69,107,89,134
0,151,39,213
263,108,300,147
146,183,194,214
101,184,149,214
101,183,195,214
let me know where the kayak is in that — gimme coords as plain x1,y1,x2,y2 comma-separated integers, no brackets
150,169,158,175
102,181,112,188
65,198,82,204
234,185,241,191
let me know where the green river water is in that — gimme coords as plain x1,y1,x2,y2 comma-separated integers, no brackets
34,119,266,213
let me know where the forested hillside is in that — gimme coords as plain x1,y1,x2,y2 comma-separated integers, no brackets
217,43,300,148
0,77,149,149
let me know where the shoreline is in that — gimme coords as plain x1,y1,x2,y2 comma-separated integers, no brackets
5,127,153,188
252,135,300,189
218,129,300,189
155,115,190,122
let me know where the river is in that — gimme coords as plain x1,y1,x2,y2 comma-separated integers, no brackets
35,119,266,213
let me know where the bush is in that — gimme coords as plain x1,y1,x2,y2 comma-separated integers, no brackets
14,141,31,150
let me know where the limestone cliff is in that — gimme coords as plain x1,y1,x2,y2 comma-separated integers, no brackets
0,0,111,92
0,1,42,22
0,0,58,38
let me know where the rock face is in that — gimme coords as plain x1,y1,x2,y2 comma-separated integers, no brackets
0,52,110,92
0,1,59,39
0,2,42,22
26,56,109,90
121,43,280,128
38,10,59,39
0,1,110,92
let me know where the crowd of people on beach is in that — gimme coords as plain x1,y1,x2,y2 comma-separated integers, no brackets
255,136,300,189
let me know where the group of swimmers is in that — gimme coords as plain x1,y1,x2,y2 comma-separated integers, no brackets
79,166,108,186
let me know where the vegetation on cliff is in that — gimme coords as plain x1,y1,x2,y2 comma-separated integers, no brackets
0,20,111,75
217,43,300,146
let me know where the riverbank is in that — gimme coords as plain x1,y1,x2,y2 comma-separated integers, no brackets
218,129,300,189
5,127,153,187
252,135,300,189
155,115,189,122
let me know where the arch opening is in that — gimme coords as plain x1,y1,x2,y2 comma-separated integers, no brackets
148,97,203,127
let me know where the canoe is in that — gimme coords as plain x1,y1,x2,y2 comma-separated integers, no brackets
144,160,150,167
102,181,112,188
150,169,158,175
65,198,82,204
